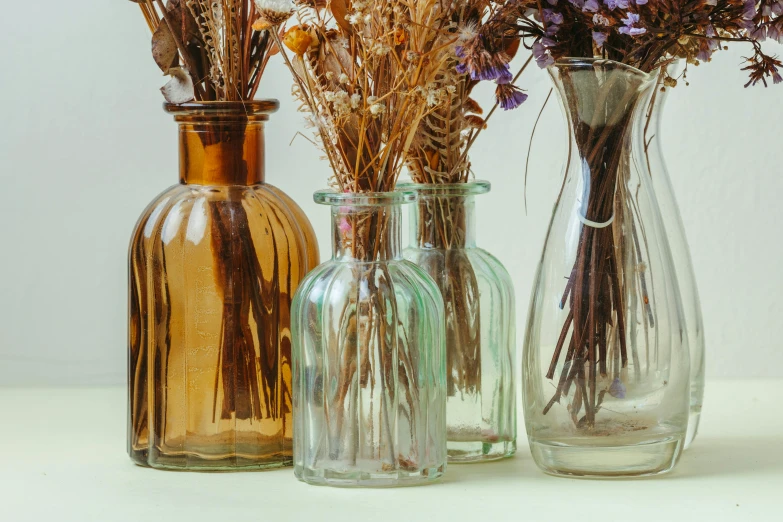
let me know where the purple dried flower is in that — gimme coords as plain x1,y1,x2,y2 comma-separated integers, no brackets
495,82,528,110
544,9,565,25
496,65,513,83
619,26,647,36
609,378,626,399
743,0,756,19
618,12,647,36
583,0,600,12
769,24,783,43
622,12,641,26
635,0,648,4
532,41,555,68
605,0,629,9
697,40,714,61
774,70,783,84
593,31,608,48
455,36,511,82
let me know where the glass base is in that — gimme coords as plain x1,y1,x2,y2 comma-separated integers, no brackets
529,436,683,478
684,409,702,450
130,448,293,471
447,440,516,463
294,464,445,487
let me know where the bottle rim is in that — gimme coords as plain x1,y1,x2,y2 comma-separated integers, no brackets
396,180,490,197
314,190,417,207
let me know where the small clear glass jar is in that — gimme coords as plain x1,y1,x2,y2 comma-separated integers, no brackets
291,190,447,487
400,181,516,462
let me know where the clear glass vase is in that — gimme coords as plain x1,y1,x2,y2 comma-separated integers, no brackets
291,191,447,487
400,181,516,462
128,101,319,470
523,59,690,478
643,63,705,449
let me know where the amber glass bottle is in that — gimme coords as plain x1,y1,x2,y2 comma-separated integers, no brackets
128,101,319,470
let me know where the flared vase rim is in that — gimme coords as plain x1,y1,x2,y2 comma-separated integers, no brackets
396,180,490,197
314,189,417,207
548,58,655,83
164,100,280,122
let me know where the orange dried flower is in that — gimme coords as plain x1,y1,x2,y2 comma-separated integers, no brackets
394,27,407,46
283,26,313,56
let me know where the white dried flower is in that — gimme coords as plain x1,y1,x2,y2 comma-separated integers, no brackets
253,0,295,29
339,73,350,84
350,93,361,109
325,90,352,117
373,44,391,56
368,97,386,116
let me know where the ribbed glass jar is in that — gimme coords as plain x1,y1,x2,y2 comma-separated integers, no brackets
128,101,319,470
291,190,447,487
400,181,516,462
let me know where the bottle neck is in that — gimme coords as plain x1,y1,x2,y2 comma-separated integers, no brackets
332,204,403,261
410,195,477,249
178,120,266,185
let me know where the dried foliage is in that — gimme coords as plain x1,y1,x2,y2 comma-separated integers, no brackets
406,3,530,187
131,0,279,101
463,1,783,87
267,0,461,193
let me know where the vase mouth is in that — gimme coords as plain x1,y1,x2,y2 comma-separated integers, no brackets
165,100,280,122
396,180,490,197
314,189,417,207
549,58,654,84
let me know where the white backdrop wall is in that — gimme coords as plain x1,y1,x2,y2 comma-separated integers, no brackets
0,1,781,385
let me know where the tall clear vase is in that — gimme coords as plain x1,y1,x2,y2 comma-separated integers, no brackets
643,63,705,449
523,59,690,478
291,191,447,487
400,182,516,462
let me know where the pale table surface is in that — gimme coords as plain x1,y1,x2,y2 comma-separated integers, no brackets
0,380,779,522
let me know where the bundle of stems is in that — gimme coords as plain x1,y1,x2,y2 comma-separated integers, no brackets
132,0,288,424
542,68,651,427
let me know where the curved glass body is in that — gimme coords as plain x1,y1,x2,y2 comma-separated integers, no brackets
292,191,447,487
523,60,690,478
128,101,319,470
400,182,516,462
643,64,705,449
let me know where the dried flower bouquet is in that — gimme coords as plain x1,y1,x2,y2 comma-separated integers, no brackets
465,1,783,429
